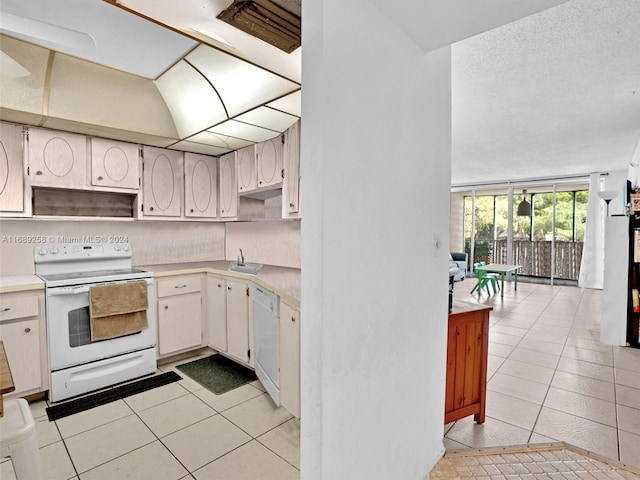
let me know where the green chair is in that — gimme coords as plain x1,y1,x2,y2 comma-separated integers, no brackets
470,262,492,295
478,262,500,293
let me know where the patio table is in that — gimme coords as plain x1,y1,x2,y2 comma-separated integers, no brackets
475,264,521,299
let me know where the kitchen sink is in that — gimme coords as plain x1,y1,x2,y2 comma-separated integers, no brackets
228,261,263,275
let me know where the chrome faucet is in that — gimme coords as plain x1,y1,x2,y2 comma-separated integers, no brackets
238,248,245,266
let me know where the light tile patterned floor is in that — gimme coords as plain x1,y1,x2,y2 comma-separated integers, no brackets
430,444,640,479
1,279,639,478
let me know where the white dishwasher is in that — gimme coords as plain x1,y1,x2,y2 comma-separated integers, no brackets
253,285,280,405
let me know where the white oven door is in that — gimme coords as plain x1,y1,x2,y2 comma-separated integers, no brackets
46,278,156,371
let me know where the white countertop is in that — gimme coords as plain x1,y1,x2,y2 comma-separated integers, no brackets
138,261,301,308
0,263,300,308
0,275,45,293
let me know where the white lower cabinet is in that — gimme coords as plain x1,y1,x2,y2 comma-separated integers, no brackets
205,275,252,367
0,289,47,397
226,279,251,365
206,274,228,352
279,301,300,417
156,274,203,357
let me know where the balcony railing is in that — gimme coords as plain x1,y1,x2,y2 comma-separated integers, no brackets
468,240,584,281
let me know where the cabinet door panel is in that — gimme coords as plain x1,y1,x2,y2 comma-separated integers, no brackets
91,138,140,190
158,293,202,355
256,136,283,188
283,121,300,215
226,279,249,363
28,128,87,187
142,146,182,217
279,302,300,417
206,275,227,352
0,319,41,393
237,145,257,192
219,152,237,218
185,152,217,218
0,123,24,212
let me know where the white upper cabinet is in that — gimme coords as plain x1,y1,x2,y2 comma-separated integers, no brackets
256,135,283,189
237,145,257,193
185,152,218,218
0,123,25,213
283,120,301,217
142,146,183,217
219,152,237,219
90,137,140,190
28,127,87,188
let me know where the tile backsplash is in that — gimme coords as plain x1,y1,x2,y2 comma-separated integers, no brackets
226,221,301,269
0,220,225,275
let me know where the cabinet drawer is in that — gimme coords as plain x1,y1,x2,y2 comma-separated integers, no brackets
157,275,202,297
0,295,39,321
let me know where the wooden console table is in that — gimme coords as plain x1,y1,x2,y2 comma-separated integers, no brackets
445,301,491,424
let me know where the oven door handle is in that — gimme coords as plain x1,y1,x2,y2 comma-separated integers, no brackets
48,286,91,296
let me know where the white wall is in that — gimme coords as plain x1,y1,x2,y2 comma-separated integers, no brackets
0,219,225,274
301,1,451,478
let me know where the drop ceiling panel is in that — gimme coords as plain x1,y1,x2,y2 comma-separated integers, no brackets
0,0,197,78
235,107,298,131
169,140,232,156
186,44,300,117
266,90,301,116
187,131,254,150
209,120,281,143
155,60,228,138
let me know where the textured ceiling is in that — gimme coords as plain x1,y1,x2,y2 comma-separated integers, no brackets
451,0,640,186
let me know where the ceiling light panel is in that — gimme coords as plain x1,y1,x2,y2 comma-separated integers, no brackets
234,106,298,131
186,44,299,117
169,140,232,156
208,119,281,143
155,60,228,138
187,131,254,150
266,90,301,116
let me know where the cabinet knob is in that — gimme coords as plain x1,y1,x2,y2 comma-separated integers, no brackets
190,209,194,213
291,316,295,323
227,286,231,290
24,327,31,333
218,284,222,288
97,176,103,181
149,206,154,211
259,181,262,185
36,170,43,175
289,203,295,207
164,305,169,309
1,307,10,312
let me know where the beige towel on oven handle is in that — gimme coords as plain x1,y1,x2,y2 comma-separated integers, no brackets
89,280,148,341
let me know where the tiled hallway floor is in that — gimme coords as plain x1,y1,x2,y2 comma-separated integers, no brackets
2,279,639,479
448,277,640,472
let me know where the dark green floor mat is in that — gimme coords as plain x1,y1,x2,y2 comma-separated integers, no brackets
176,354,258,395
